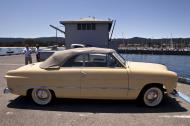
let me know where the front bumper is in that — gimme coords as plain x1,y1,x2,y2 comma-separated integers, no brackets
4,88,12,94
170,89,178,96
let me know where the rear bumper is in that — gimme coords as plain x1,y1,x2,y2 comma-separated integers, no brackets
4,88,12,94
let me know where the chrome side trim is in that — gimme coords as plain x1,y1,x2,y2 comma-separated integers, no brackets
27,86,129,90
81,86,128,90
56,86,80,89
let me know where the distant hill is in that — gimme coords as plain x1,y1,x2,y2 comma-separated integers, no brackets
34,37,65,43
0,37,65,43
0,38,25,43
0,37,189,47
0,37,65,46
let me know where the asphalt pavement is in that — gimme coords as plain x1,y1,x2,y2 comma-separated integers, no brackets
0,54,190,126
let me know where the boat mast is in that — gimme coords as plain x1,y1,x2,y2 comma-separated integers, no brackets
170,33,174,49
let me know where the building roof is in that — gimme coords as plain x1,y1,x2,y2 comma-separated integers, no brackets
40,47,115,69
60,17,113,24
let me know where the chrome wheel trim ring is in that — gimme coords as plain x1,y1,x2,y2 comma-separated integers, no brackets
143,87,163,107
32,88,52,105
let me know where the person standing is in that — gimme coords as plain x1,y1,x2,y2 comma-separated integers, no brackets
23,44,32,65
35,44,40,62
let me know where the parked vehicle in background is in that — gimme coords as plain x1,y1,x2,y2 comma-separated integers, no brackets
39,45,65,61
70,44,85,48
39,44,87,61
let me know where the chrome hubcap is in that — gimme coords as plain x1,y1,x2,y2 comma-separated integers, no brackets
36,89,49,99
32,88,52,105
144,87,163,107
146,90,158,101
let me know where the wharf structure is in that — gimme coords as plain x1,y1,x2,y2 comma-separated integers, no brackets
112,37,190,55
112,37,190,50
60,17,113,48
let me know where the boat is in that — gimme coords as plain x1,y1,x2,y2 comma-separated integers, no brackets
6,48,14,54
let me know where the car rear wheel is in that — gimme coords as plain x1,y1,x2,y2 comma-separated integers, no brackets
31,88,52,106
142,87,163,107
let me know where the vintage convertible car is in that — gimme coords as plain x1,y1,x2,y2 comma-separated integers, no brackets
4,47,177,107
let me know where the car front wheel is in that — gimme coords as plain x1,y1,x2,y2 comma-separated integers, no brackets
31,88,52,106
142,87,163,107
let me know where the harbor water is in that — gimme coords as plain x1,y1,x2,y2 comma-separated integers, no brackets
122,54,190,80
0,47,190,80
0,47,24,55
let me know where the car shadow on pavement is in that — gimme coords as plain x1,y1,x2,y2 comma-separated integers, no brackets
7,95,187,113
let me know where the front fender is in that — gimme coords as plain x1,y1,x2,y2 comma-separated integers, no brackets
127,70,177,99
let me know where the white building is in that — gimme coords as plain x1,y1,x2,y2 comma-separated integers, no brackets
60,17,113,48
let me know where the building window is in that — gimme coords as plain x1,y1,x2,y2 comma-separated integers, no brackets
82,24,86,30
92,23,96,30
77,24,81,30
77,23,96,30
87,23,91,30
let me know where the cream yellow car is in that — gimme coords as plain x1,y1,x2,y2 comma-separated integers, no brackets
4,47,178,107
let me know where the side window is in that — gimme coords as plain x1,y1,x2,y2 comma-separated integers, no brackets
86,53,123,67
61,53,123,68
87,53,107,67
62,54,88,67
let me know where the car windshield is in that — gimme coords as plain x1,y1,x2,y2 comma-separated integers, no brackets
112,52,126,65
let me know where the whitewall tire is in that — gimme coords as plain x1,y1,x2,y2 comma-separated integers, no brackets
143,87,163,107
31,88,52,106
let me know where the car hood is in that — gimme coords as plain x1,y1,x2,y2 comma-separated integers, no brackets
127,61,168,71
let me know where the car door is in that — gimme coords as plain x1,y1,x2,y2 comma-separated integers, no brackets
81,53,129,99
55,54,84,98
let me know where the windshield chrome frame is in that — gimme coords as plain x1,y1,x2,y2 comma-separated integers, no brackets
111,52,127,68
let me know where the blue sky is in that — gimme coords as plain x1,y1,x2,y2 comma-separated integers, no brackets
0,0,190,38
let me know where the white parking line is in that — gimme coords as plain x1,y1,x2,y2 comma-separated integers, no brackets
178,92,190,104
160,115,190,118
0,63,24,66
